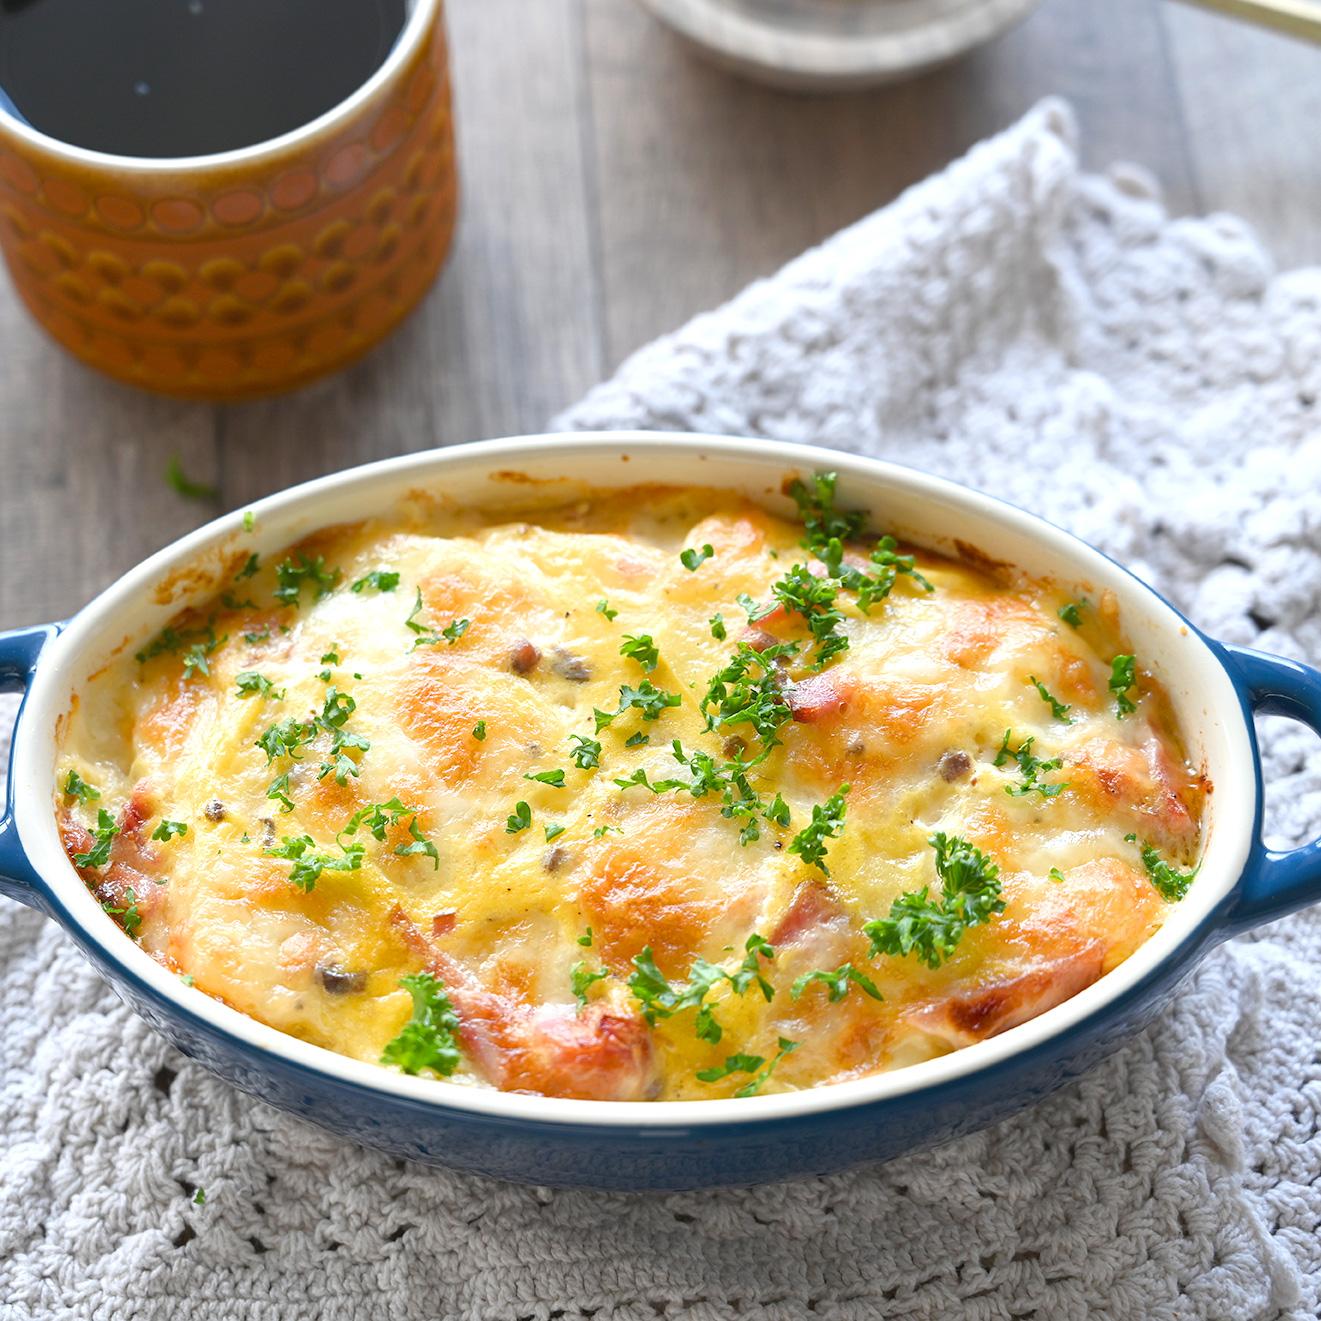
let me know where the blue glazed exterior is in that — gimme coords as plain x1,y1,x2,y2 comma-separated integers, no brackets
2,558,1320,1190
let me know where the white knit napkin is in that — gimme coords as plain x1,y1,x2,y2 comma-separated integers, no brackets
4,98,1320,1321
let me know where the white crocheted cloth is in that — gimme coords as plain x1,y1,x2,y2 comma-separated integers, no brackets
3,99,1320,1320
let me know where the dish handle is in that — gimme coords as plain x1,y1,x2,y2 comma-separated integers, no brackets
0,622,60,909
1219,643,1321,936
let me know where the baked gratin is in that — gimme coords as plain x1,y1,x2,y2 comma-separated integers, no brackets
55,476,1206,1101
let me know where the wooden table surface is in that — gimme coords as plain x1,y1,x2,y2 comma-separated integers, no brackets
1,0,1317,631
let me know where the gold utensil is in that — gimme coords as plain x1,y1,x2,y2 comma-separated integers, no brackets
1175,0,1321,43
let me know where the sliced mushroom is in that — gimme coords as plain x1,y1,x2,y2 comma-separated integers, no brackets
509,639,541,674
317,964,367,995
204,799,226,822
938,749,973,782
551,649,591,683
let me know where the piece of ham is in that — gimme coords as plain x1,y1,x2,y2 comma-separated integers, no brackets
387,906,660,1100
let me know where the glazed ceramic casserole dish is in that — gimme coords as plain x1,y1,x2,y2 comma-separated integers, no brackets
2,433,1319,1191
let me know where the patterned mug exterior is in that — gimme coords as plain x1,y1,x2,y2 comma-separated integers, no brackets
0,0,456,400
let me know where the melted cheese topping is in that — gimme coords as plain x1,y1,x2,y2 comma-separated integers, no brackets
55,485,1206,1101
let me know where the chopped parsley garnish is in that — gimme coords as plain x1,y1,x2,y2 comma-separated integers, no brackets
506,801,532,834
1029,675,1072,722
596,599,618,621
736,591,775,623
1058,600,1085,627
569,734,601,769
165,455,216,502
472,720,487,741
193,1188,206,1206
525,768,567,787
273,554,340,607
628,935,774,1043
593,680,683,731
864,832,1005,969
1048,867,1066,883
244,629,270,645
395,817,440,870
338,797,414,843
137,622,225,676
242,510,256,533
577,926,593,947
791,962,882,1004
700,643,794,747
316,687,370,785
1109,654,1138,717
234,552,260,581
380,972,461,1076
151,819,188,842
994,729,1067,798
1126,834,1197,902
441,617,471,644
256,716,315,764
102,886,142,939
235,671,284,701
788,785,849,876
593,825,622,838
619,634,659,673
771,563,848,669
351,569,400,594
63,770,100,803
74,808,119,868
267,771,294,814
220,591,257,611
544,823,566,842
680,543,714,571
624,731,649,748
788,471,865,548
790,472,932,610
264,834,364,892
709,613,727,641
570,961,608,1008
613,740,787,846
334,798,439,869
698,1037,798,1097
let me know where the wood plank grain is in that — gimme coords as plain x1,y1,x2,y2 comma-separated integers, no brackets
0,299,218,627
1163,1,1321,267
582,0,1198,365
204,0,605,509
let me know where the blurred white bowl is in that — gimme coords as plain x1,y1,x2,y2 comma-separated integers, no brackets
636,0,1044,90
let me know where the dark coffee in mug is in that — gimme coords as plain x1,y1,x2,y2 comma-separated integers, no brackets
0,0,408,158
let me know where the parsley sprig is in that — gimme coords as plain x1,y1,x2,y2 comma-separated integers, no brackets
592,680,682,732
1126,833,1197,902
697,1037,799,1096
274,554,340,607
1109,655,1138,717
864,833,1004,969
380,972,461,1076
994,730,1068,798
74,808,119,869
1029,675,1072,723
264,834,365,892
628,935,775,1044
787,785,850,876
791,962,882,1004
619,634,660,673
338,798,439,869
63,770,100,804
700,643,795,747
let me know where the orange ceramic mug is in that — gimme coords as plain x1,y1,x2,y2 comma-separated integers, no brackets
0,0,456,400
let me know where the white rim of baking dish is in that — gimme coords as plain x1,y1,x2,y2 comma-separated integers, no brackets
10,432,1255,1129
